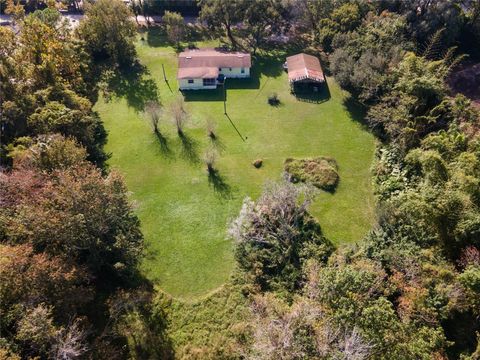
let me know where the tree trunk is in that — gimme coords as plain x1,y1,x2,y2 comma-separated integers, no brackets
225,23,238,49
139,0,150,27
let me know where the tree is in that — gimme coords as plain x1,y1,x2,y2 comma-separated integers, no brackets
77,0,137,67
462,0,480,58
0,243,91,357
284,0,337,42
0,9,106,167
330,12,410,104
144,100,162,134
318,2,362,51
246,255,449,359
9,134,87,172
52,319,89,360
398,0,465,49
240,0,284,54
162,11,186,47
203,147,218,174
199,0,244,48
170,96,188,135
0,140,144,278
5,0,25,24
366,52,455,149
18,11,89,92
206,117,217,139
26,101,107,166
229,181,334,293
130,0,148,26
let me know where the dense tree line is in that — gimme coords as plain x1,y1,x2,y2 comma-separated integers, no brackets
195,0,480,61
218,1,480,359
0,1,150,358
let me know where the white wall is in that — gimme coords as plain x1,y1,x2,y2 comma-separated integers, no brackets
178,78,217,90
178,67,250,89
219,67,250,78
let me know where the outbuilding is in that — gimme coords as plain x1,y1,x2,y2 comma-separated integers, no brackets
285,53,325,92
177,49,251,90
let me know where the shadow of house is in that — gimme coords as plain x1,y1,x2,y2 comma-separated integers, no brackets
225,74,260,89
181,72,259,101
182,87,225,102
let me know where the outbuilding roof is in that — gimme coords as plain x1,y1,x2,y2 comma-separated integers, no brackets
177,49,251,79
286,53,325,83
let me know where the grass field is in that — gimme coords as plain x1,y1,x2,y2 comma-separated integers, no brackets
95,32,376,300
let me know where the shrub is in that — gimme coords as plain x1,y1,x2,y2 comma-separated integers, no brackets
284,157,339,192
206,118,217,140
253,159,263,168
203,148,217,174
268,93,280,106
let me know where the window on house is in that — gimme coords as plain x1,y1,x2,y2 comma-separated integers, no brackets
188,79,194,84
203,78,216,86
241,68,245,73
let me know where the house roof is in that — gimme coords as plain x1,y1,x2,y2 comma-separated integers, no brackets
286,53,325,83
177,49,251,79
178,66,219,80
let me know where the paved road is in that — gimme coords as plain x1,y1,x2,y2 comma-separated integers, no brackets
1,13,84,28
0,13,198,27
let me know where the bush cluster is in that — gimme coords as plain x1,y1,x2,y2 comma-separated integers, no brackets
284,157,339,192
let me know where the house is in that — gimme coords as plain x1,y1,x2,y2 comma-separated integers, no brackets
285,53,325,92
177,49,251,90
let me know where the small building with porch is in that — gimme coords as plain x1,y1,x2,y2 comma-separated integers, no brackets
285,53,325,93
177,49,251,90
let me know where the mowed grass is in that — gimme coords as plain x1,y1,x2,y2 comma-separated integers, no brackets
95,34,376,300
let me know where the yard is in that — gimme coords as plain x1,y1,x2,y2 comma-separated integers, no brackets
94,33,377,300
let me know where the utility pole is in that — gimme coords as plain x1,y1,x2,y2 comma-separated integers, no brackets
223,80,227,115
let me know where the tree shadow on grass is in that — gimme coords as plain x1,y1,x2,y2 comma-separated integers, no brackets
145,27,170,48
207,168,232,199
342,96,389,143
254,51,285,78
154,130,174,159
210,135,226,153
105,61,159,112
342,95,384,133
179,131,200,164
113,284,175,360
145,26,206,49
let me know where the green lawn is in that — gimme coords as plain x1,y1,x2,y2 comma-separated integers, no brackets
95,35,376,300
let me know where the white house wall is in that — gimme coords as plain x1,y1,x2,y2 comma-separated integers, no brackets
178,67,250,90
219,67,250,78
178,78,216,90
